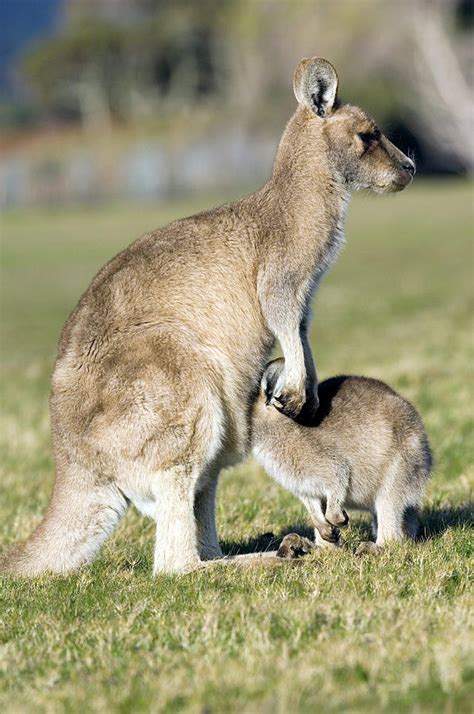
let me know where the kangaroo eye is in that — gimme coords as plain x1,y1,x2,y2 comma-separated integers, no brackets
358,129,381,146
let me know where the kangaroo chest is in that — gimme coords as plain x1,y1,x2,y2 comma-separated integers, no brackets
313,191,350,284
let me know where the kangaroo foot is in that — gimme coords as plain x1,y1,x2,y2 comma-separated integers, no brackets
277,534,314,559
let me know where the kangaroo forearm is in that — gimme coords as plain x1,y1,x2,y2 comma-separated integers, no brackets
258,287,306,386
278,328,306,387
301,330,318,389
258,260,309,350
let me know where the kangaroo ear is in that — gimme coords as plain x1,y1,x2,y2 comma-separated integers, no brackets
293,57,338,118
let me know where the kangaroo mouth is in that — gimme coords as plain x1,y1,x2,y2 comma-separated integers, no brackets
397,169,414,187
374,173,413,193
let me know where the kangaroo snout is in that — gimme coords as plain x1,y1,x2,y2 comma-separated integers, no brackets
395,156,416,189
402,158,416,176
384,140,416,191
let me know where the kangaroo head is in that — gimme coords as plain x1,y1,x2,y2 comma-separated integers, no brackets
293,57,415,193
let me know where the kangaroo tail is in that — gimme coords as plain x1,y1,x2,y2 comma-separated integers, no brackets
0,471,128,577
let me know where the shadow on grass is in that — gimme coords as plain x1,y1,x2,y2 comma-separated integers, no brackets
221,524,311,557
221,518,374,556
222,504,474,556
418,504,474,541
114,504,473,568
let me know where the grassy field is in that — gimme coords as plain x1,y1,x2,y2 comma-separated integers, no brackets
1,180,473,713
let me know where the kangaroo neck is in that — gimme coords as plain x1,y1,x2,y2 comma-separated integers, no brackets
261,110,349,256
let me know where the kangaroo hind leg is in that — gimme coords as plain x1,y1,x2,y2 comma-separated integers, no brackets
194,466,223,561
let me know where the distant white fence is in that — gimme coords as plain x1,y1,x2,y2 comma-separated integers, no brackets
0,131,277,208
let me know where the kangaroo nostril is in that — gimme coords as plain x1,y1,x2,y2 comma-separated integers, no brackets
403,160,415,176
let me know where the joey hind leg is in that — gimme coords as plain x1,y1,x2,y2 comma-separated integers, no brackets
376,502,420,544
356,500,401,556
302,496,341,548
325,495,349,528
374,496,404,546
357,500,420,556
194,468,223,561
324,465,350,527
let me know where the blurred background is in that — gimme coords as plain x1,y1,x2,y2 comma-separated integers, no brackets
0,0,473,208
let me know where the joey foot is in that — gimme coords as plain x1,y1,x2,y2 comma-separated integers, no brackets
317,523,341,544
325,507,349,528
355,541,382,557
277,533,315,559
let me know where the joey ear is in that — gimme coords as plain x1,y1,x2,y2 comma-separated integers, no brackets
293,57,338,118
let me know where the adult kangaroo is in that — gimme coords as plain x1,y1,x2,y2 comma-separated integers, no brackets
1,58,415,576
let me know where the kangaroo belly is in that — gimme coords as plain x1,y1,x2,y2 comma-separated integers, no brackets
252,445,327,499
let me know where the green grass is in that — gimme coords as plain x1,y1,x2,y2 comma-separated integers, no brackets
1,180,473,713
